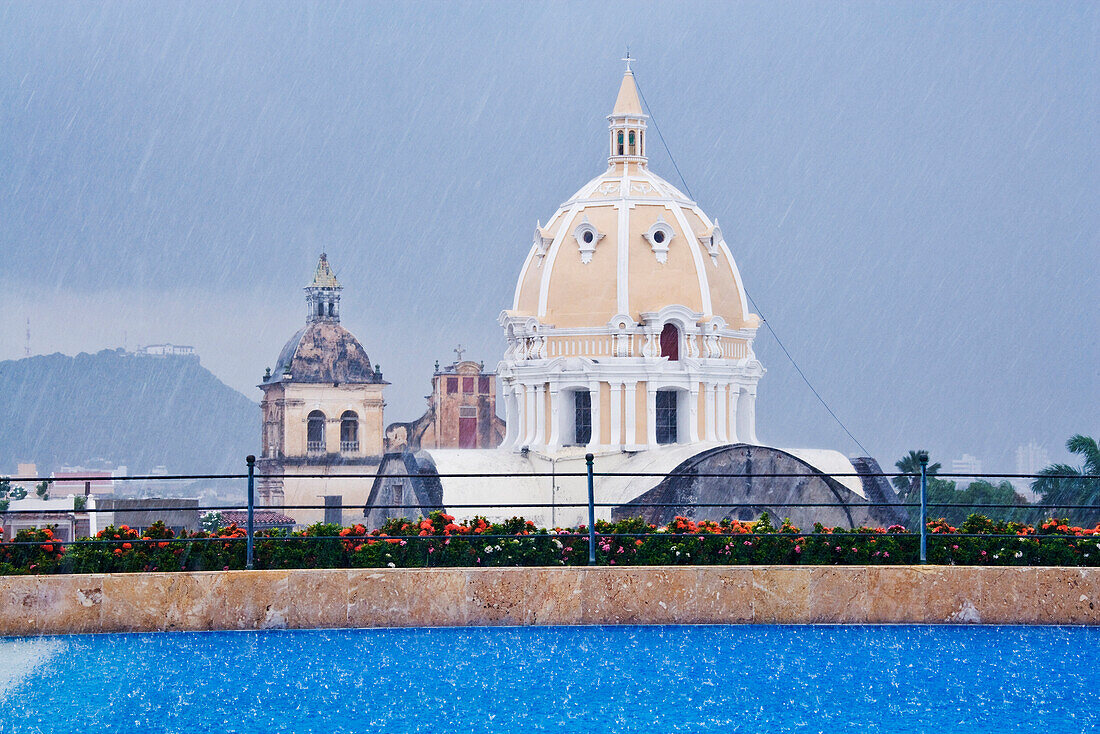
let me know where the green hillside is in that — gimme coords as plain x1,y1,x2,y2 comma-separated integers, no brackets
0,349,256,476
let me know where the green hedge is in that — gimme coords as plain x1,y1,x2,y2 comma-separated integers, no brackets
2,512,1099,575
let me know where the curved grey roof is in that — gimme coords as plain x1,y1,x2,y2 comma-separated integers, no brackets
272,321,380,384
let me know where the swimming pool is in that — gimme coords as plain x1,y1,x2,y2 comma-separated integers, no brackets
2,625,1096,733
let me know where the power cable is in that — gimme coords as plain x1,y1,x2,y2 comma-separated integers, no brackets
633,71,873,458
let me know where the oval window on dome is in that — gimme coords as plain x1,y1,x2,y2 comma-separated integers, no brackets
653,230,665,244
583,230,593,244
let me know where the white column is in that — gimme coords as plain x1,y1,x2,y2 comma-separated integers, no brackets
716,384,728,443
523,384,536,447
645,384,657,448
728,386,740,443
688,383,700,443
502,382,518,448
587,381,601,449
609,382,622,449
625,381,639,449
547,384,562,451
533,383,547,447
744,388,758,444
703,382,716,442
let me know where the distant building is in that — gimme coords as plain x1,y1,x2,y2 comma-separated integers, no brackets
1014,441,1051,500
52,469,115,497
256,254,388,526
219,510,296,533
950,454,984,484
95,498,200,536
385,357,506,452
133,344,197,358
2,497,89,542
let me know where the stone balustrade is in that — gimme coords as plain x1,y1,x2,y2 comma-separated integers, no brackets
1,566,1097,636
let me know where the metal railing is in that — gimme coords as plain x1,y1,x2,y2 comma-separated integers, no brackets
1,453,1097,572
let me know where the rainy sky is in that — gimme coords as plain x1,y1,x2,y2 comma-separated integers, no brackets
1,1,1097,470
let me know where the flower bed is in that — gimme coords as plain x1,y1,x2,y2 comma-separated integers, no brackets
2,512,1099,575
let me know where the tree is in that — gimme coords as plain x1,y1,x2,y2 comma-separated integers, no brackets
1033,434,1100,525
200,511,224,533
35,480,51,500
893,450,941,503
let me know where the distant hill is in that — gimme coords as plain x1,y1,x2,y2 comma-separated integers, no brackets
0,349,256,476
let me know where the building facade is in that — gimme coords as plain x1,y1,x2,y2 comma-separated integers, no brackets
498,63,764,453
257,254,387,525
385,357,505,452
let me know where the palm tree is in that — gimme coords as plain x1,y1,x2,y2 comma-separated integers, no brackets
1033,434,1100,524
894,450,941,502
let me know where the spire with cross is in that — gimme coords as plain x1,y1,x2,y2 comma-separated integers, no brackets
453,344,466,363
622,50,633,73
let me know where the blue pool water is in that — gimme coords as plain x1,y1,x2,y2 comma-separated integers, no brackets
1,625,1097,733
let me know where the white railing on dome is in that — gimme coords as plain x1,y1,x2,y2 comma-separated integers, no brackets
547,335,616,358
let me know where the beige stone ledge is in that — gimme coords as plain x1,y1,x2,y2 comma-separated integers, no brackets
1,566,1097,636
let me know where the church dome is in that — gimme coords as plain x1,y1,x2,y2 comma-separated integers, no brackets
508,67,759,332
273,321,378,384
265,254,382,385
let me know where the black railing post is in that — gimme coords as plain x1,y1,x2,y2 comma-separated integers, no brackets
586,453,596,565
918,451,928,564
246,455,255,570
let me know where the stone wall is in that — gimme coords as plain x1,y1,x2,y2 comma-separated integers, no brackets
1,566,1097,636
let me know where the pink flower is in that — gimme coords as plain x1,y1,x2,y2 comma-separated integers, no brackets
794,546,801,553
428,547,434,553
883,552,889,558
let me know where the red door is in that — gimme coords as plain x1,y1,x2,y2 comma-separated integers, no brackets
459,417,477,448
660,323,679,360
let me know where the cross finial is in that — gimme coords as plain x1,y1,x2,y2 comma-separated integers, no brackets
453,344,466,362
622,49,633,73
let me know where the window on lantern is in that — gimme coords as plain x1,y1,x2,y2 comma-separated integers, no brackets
628,130,636,155
328,301,335,317
617,130,624,155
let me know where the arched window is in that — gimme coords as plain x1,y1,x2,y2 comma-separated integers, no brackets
307,410,326,452
327,301,335,317
660,323,679,361
316,302,325,318
340,410,359,452
628,130,636,155
617,130,624,155
638,131,644,155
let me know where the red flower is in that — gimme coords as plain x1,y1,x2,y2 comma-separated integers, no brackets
122,542,132,549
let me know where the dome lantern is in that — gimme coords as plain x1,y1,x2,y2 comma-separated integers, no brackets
608,55,648,165
306,253,341,323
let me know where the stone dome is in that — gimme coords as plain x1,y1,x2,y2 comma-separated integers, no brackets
508,69,759,332
273,321,379,384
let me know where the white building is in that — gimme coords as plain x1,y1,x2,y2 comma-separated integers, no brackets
367,63,907,531
498,61,763,451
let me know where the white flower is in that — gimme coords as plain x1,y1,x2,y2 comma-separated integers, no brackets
1015,551,1023,558
552,539,563,548
484,545,493,554
386,562,395,568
